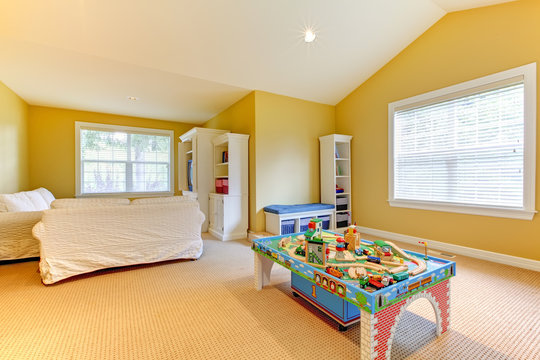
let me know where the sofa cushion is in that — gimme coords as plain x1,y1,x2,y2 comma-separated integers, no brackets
131,196,190,205
51,198,130,209
263,203,335,215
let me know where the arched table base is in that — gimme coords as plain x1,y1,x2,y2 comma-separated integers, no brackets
360,279,451,360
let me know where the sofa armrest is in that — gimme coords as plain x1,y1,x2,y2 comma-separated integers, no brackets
0,211,42,260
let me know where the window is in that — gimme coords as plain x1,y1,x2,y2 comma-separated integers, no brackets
75,122,174,197
388,63,536,220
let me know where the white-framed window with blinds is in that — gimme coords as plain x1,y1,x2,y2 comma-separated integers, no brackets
75,122,174,197
388,63,536,220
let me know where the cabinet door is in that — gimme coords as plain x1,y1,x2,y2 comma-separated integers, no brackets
215,198,224,232
208,196,215,230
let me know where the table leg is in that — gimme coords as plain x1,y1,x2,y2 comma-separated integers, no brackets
360,279,451,360
254,251,274,290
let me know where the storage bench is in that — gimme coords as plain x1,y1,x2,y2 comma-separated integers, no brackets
264,203,335,235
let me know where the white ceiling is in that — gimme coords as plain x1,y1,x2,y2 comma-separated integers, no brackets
0,0,516,124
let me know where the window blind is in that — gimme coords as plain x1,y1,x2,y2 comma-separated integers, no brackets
393,82,525,209
80,129,171,195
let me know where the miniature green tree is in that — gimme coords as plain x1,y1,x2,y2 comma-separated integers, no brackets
356,292,367,306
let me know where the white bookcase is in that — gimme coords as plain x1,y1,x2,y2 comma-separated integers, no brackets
208,133,249,240
319,134,353,232
179,127,229,232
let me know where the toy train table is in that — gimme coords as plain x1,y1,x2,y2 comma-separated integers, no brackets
252,222,455,360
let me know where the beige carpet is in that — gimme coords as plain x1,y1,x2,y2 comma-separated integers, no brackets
0,233,538,360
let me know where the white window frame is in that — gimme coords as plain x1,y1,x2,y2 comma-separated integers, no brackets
388,63,537,220
75,122,174,198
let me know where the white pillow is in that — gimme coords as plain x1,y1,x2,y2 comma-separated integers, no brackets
51,198,130,209
1,192,37,212
24,190,49,210
131,196,191,205
36,187,55,206
0,188,55,212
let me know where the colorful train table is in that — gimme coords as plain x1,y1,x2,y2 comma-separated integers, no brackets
252,221,455,360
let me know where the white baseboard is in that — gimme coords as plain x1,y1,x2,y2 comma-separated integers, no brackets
208,228,247,241
356,226,540,272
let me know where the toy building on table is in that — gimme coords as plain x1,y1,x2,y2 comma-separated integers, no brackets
304,218,328,266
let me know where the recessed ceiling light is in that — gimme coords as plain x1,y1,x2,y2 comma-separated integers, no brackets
127,96,138,101
304,28,316,43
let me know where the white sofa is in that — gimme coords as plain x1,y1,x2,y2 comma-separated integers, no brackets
33,197,204,284
0,188,55,261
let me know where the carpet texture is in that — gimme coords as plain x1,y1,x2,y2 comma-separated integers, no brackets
0,233,538,360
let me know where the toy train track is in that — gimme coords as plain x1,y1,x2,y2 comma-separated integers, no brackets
275,222,431,291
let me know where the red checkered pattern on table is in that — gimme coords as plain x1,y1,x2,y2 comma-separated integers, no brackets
426,280,451,332
367,280,451,360
372,300,405,358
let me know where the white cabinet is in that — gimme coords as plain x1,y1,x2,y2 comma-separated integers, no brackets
179,127,229,232
208,194,247,240
208,133,249,240
319,134,353,231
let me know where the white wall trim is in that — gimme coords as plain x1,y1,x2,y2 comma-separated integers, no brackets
357,226,540,272
388,199,536,220
208,228,247,241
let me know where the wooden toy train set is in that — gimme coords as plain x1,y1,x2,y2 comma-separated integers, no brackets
252,219,456,360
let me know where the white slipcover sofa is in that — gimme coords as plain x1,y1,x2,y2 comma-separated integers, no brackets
33,197,204,284
0,188,55,261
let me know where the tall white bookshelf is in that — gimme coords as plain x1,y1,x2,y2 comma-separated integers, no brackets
208,133,249,241
179,127,229,232
319,134,353,232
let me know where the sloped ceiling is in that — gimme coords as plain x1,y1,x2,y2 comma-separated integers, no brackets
0,0,516,123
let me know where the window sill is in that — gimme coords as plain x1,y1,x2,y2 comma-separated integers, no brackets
76,191,174,199
388,199,536,220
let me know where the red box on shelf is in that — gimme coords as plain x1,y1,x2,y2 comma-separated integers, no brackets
215,179,223,193
222,179,229,194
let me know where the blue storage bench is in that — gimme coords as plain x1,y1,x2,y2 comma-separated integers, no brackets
264,203,335,235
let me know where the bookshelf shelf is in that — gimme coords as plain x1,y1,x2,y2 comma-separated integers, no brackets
320,134,353,230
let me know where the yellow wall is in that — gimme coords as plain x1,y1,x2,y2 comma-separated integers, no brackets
28,106,194,198
335,0,540,260
0,82,29,193
204,92,257,229
254,91,335,232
